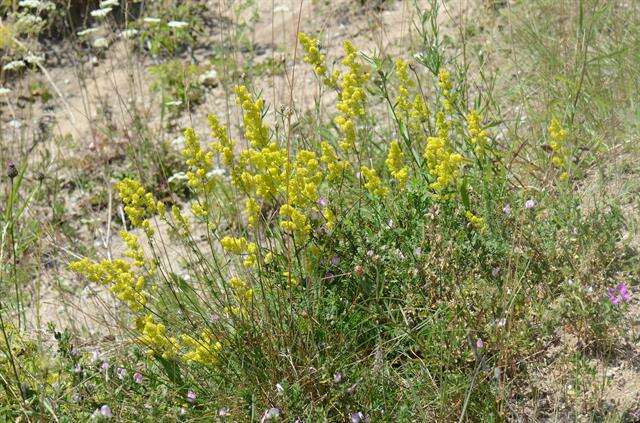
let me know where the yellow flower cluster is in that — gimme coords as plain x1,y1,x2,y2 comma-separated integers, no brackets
120,231,146,269
70,258,147,311
424,114,464,194
438,68,454,114
386,140,409,186
209,114,235,169
466,110,489,156
229,276,254,303
408,95,430,144
322,207,336,230
361,166,388,197
221,235,258,267
320,141,350,182
465,210,487,233
183,127,214,192
279,150,322,238
298,32,339,88
335,41,369,150
280,204,312,238
548,118,570,181
235,85,270,149
116,178,162,237
239,142,287,198
137,314,179,359
181,330,222,365
395,59,413,115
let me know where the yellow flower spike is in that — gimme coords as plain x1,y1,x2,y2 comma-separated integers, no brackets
208,114,235,167
548,118,570,181
182,331,222,366
361,166,388,197
424,134,464,194
279,204,312,238
465,210,487,234
137,314,179,359
120,231,146,268
70,257,147,311
320,141,350,182
409,95,430,143
322,207,336,230
245,198,260,227
116,178,158,236
298,32,339,88
221,236,258,268
386,140,409,186
466,110,490,156
395,59,413,115
438,68,454,114
235,85,270,149
335,41,369,151
182,127,215,196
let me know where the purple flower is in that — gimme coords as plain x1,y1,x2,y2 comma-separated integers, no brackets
351,412,366,423
218,407,230,417
333,372,343,384
101,361,110,371
619,283,631,301
502,204,511,215
116,368,126,380
608,283,631,306
133,372,143,384
261,407,282,422
524,199,536,209
491,267,500,278
186,390,196,403
317,197,328,207
331,256,340,266
99,405,113,418
476,338,484,349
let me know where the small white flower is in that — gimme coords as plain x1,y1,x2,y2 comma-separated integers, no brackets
100,0,119,7
273,4,290,13
93,37,109,48
168,20,188,29
77,27,99,37
143,17,161,24
3,60,26,71
168,172,188,183
165,100,183,107
119,28,138,39
206,168,226,178
19,0,41,8
0,87,11,96
24,53,44,65
90,7,112,18
275,383,284,393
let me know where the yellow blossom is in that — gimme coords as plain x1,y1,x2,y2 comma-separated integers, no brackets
136,314,179,359
235,85,270,149
298,32,339,88
116,178,158,237
548,118,570,181
70,258,147,311
320,141,349,182
395,58,413,114
361,166,388,197
385,140,409,186
181,330,222,365
335,41,369,150
465,210,487,233
466,110,490,156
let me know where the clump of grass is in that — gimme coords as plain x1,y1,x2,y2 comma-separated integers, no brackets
0,1,637,421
